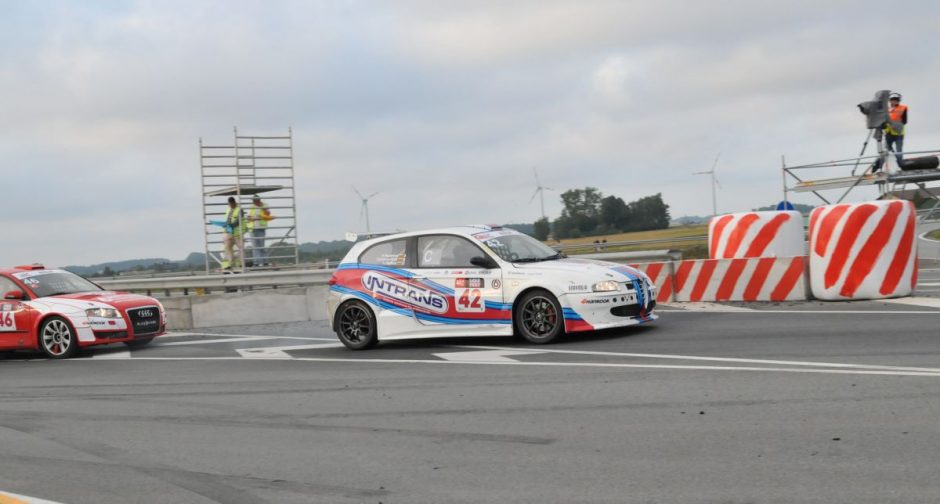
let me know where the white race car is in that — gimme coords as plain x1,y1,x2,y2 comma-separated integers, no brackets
326,225,657,349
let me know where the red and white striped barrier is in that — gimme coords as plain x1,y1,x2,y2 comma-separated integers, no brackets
627,261,675,303
709,211,804,259
808,200,917,300
674,256,808,302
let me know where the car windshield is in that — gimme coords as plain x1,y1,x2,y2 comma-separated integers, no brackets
474,230,562,263
13,270,103,297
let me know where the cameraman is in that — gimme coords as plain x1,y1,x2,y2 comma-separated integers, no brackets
884,92,908,165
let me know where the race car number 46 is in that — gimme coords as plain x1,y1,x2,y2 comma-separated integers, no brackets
0,311,16,331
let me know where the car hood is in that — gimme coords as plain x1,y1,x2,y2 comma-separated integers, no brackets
48,291,158,307
514,258,647,282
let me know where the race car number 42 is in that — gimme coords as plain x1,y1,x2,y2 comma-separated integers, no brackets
456,289,485,313
0,311,16,331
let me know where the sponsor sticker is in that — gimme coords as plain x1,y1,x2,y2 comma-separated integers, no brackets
361,271,448,314
567,284,589,292
492,279,501,289
580,298,612,305
472,229,519,241
376,253,407,267
455,278,484,289
12,270,58,280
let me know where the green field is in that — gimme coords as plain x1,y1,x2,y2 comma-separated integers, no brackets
553,224,709,259
928,229,940,240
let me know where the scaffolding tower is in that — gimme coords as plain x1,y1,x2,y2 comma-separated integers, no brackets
782,149,940,222
200,127,300,273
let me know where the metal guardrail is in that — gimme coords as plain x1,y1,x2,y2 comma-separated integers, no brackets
97,269,334,296
553,235,706,252
96,259,337,281
95,250,681,297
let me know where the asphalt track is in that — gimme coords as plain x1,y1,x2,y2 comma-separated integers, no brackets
1,263,940,503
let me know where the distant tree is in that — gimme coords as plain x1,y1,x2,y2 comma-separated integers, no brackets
599,195,631,231
101,266,114,277
552,216,571,239
533,217,550,241
556,187,603,237
625,193,671,231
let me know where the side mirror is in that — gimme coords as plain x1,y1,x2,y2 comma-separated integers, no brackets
470,256,498,269
3,290,25,300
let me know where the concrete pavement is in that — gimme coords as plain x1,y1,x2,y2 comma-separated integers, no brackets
2,300,939,503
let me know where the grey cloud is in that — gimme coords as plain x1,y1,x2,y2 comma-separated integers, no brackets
2,0,939,266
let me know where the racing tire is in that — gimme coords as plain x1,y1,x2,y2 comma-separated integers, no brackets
38,316,79,359
124,338,154,348
514,289,564,344
335,300,378,350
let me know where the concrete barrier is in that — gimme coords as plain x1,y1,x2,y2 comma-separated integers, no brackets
674,256,809,302
809,201,917,300
627,261,675,303
709,211,804,259
162,286,331,330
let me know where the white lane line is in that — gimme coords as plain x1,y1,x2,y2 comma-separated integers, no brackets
60,356,940,377
881,297,940,309
918,282,940,286
158,336,278,346
237,342,344,358
0,491,67,504
656,309,940,314
163,332,337,342
91,349,132,359
433,349,548,363
659,302,755,312
453,345,940,374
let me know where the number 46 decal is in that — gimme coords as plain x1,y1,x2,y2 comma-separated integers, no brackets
456,289,484,313
0,310,16,331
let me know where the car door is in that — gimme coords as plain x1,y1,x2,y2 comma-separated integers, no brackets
409,234,509,337
0,275,34,350
355,237,423,338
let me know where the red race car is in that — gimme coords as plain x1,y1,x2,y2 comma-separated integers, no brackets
0,265,166,359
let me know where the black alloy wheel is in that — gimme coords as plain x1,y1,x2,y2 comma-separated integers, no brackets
336,300,378,350
515,289,564,344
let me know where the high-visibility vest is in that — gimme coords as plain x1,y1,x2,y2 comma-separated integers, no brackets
247,204,270,230
225,206,244,235
885,104,908,135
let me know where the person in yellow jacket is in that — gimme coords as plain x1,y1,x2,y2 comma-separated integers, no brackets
247,194,274,266
884,92,908,166
222,196,245,271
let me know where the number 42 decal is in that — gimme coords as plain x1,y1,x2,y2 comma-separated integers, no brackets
456,289,484,313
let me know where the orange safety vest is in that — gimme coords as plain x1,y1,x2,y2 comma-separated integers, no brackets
886,104,907,135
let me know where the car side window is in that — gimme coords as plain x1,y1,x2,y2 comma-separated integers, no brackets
418,235,485,268
0,276,20,297
359,239,408,267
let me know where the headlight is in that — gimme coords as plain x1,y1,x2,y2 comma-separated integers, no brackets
592,280,620,292
85,307,120,318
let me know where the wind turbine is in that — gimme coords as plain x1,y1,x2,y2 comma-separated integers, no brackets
692,153,721,217
529,167,554,219
352,186,379,234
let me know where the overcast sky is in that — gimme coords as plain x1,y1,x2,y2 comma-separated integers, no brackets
3,0,939,267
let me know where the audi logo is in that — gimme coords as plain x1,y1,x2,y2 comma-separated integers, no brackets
137,309,154,318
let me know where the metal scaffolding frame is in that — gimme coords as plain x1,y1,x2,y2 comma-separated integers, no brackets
782,135,940,222
200,127,300,273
